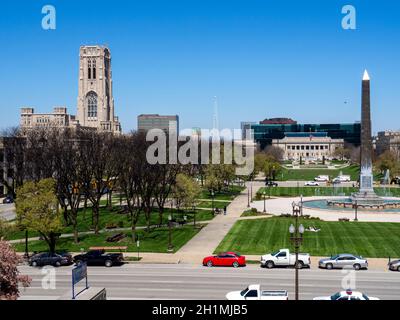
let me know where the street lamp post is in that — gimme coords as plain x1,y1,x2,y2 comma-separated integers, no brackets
24,229,29,260
289,201,305,301
211,190,215,214
136,235,140,261
263,190,266,213
247,185,250,208
250,183,253,203
353,200,358,221
167,214,174,252
192,205,197,228
300,194,303,217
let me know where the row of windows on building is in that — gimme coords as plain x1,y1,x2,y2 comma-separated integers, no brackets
285,145,330,151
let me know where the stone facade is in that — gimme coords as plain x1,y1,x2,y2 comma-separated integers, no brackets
375,131,400,158
77,46,121,133
20,45,121,134
272,133,344,161
20,107,78,130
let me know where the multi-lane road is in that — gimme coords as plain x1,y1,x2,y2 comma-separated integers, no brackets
18,263,400,300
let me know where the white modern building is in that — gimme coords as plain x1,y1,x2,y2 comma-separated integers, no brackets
272,132,344,161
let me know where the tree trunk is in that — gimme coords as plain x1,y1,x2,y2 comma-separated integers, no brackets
72,209,79,244
93,205,100,234
46,233,56,254
158,207,164,227
131,214,137,242
107,190,113,210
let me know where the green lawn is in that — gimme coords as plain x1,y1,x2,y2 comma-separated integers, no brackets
277,164,382,181
196,200,230,209
241,209,271,217
215,217,400,258
256,187,400,199
4,207,214,241
199,185,245,201
13,225,204,254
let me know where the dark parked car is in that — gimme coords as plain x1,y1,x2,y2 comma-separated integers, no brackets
73,250,124,267
265,181,278,187
29,252,73,267
2,196,14,204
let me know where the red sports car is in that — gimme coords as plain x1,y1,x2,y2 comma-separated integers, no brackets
203,252,246,268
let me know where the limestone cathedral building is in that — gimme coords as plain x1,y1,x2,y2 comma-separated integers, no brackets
20,45,121,134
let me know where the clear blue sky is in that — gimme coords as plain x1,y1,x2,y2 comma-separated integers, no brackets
1,0,399,134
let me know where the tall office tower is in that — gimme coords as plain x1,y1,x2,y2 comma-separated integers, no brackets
76,45,121,133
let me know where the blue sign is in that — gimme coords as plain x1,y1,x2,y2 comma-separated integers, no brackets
72,263,88,299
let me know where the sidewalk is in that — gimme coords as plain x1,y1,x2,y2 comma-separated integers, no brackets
174,182,264,263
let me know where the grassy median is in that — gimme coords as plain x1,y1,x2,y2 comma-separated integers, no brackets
215,217,400,258
13,224,204,254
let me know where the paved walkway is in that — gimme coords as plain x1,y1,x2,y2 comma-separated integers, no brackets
173,182,264,263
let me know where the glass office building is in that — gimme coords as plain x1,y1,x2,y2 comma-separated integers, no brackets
251,123,361,149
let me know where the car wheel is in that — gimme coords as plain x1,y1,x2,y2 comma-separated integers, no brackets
232,261,239,268
326,263,333,270
353,264,361,271
266,261,275,269
105,260,113,267
31,261,38,267
296,261,304,269
397,266,400,272
207,261,213,267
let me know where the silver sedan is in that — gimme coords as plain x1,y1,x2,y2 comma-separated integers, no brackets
319,254,368,270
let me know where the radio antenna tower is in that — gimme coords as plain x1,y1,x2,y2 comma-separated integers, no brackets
213,96,219,131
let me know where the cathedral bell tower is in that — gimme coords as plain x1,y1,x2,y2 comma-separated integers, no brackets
77,45,121,133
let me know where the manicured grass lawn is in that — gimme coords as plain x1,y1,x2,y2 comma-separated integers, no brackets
256,187,400,199
199,185,245,201
277,164,382,181
215,217,400,258
13,225,204,254
241,209,271,217
4,207,213,241
197,200,230,209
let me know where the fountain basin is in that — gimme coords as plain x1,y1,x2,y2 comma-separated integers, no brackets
304,198,400,212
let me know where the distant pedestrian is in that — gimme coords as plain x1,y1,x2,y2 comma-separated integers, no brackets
224,206,227,215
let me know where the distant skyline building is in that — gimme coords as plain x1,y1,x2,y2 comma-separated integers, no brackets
375,131,400,158
20,107,79,130
20,45,121,134
272,132,344,162
260,117,297,125
137,114,179,133
249,120,361,150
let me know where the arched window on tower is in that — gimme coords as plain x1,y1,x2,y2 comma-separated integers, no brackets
87,91,98,118
92,59,96,79
88,59,92,79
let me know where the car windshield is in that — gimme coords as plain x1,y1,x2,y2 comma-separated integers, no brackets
362,294,369,300
331,255,339,260
330,292,341,300
240,288,249,296
271,251,280,256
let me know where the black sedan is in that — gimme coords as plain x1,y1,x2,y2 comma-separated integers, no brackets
29,252,73,267
2,196,14,204
265,181,278,187
73,250,124,267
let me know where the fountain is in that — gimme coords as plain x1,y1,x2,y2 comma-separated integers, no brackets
305,71,400,212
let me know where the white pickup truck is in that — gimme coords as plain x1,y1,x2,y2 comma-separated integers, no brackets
261,249,311,269
226,284,288,300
